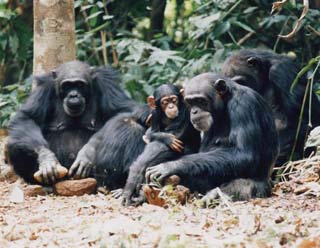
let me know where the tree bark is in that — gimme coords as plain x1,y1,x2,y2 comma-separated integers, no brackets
33,0,76,86
149,0,167,40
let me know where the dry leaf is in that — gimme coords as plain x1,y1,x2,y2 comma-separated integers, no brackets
278,0,309,40
271,0,289,14
9,186,24,203
298,237,320,248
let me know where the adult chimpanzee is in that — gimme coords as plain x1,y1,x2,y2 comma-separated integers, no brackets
222,49,320,164
120,84,200,206
7,61,150,185
145,73,279,201
90,105,152,190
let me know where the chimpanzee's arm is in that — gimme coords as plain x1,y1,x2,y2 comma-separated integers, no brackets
122,141,178,206
68,68,135,178
9,111,49,149
68,128,102,178
9,73,55,148
146,132,184,153
145,147,259,191
8,75,62,184
69,105,150,179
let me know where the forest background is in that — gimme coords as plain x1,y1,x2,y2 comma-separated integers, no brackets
0,0,319,128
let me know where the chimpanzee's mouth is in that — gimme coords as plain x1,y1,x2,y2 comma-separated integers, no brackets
191,116,213,132
231,75,247,85
64,104,85,117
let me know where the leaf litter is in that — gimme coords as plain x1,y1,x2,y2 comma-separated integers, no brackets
0,136,319,248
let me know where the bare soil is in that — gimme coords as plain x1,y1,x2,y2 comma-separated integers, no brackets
0,136,319,248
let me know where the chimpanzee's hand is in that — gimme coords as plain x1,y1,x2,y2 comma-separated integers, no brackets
167,134,184,153
142,135,150,144
121,192,133,206
200,188,231,208
111,188,123,199
37,147,62,185
148,133,184,153
122,189,146,207
122,183,139,206
69,144,95,179
145,163,172,184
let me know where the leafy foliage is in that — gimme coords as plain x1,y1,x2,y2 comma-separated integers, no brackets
0,2,33,87
0,77,31,127
0,0,319,127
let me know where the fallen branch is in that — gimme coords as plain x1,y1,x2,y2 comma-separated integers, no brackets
277,0,309,40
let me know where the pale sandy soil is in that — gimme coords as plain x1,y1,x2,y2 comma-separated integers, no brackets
0,136,319,248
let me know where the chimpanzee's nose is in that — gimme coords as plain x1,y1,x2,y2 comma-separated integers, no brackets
69,91,79,98
191,108,198,115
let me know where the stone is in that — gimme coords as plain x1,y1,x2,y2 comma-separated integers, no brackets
9,186,24,203
54,178,97,196
164,175,181,186
294,185,310,195
24,185,48,197
33,165,68,184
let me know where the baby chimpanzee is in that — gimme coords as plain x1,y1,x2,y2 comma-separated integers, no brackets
120,84,200,206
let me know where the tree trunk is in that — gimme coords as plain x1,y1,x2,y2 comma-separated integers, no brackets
33,0,76,87
149,0,167,40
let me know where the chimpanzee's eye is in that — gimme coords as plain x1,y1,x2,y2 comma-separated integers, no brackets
162,100,168,106
171,97,177,103
61,83,73,94
184,97,207,108
196,98,207,107
247,57,258,68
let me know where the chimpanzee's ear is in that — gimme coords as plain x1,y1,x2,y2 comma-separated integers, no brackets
147,96,156,109
214,79,227,96
52,70,57,79
179,88,185,97
246,56,259,68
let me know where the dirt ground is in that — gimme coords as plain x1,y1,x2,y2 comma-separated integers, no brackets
0,136,319,248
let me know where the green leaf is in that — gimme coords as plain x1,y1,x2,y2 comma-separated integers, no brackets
87,7,103,27
74,0,84,8
213,21,230,38
103,15,114,21
0,8,15,20
81,4,93,11
13,19,32,59
96,1,104,8
193,13,221,29
147,50,185,66
243,6,258,14
231,21,255,33
9,34,19,54
0,101,8,108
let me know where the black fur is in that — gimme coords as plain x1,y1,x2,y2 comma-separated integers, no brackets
222,49,320,164
122,84,200,206
7,61,147,184
146,73,279,201
93,105,151,189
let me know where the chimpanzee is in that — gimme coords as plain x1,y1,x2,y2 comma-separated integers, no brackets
120,84,200,206
6,61,150,185
222,49,320,164
90,105,152,190
145,73,279,202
